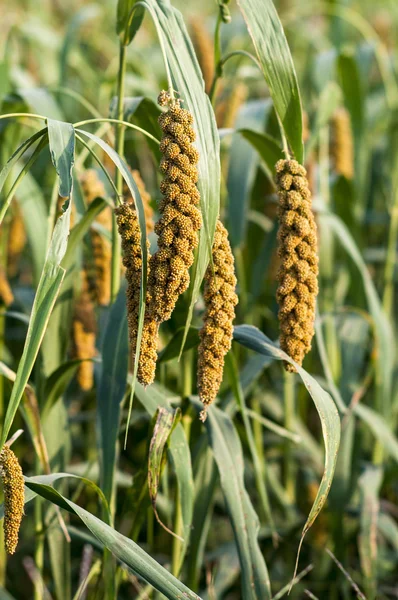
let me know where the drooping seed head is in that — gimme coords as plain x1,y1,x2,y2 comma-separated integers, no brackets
115,202,158,386
0,446,24,555
147,91,202,325
275,159,318,372
197,220,238,420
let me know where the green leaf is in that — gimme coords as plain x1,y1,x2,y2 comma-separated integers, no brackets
24,475,201,600
358,466,383,597
43,360,82,417
322,212,393,416
116,0,145,44
239,128,283,173
15,172,49,284
98,284,129,504
18,89,64,120
354,404,398,462
227,100,270,248
140,0,220,352
47,120,75,199
135,384,194,558
158,327,200,363
0,128,48,224
148,407,182,538
110,96,161,158
307,82,342,155
225,352,275,536
0,122,75,447
337,51,364,140
233,325,340,570
237,0,303,162
203,402,271,599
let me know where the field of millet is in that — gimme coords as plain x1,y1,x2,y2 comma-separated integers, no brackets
0,0,398,598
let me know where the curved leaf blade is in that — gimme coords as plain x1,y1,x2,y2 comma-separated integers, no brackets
233,325,340,567
24,475,201,600
237,0,303,161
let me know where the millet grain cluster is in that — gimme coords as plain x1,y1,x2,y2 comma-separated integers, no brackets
0,446,24,555
72,271,97,391
147,91,202,324
275,159,318,371
197,220,238,420
115,202,158,387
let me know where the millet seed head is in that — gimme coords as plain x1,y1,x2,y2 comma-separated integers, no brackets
115,202,158,386
275,159,318,372
0,446,24,555
72,270,97,391
146,91,202,324
80,169,112,306
197,220,238,419
330,108,354,180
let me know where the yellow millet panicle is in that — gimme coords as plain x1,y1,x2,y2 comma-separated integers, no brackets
123,168,155,235
72,271,97,391
0,267,14,307
189,19,214,94
115,203,158,387
216,83,248,129
197,220,238,421
80,170,112,306
148,91,202,324
7,208,26,277
0,446,24,555
275,159,319,372
331,108,354,180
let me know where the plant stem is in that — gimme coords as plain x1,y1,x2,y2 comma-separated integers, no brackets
382,196,398,319
111,43,127,303
283,371,295,503
34,494,44,600
171,351,193,576
319,125,340,381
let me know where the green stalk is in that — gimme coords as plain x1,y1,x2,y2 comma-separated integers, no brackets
34,488,44,600
171,351,192,576
319,125,341,381
111,43,127,303
101,40,128,600
283,371,295,503
208,13,223,104
382,191,398,320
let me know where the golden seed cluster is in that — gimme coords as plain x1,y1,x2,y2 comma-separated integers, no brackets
115,202,158,387
330,108,354,180
0,446,24,555
216,83,248,129
7,208,26,278
72,271,97,391
0,267,14,307
275,159,318,372
80,170,112,306
189,19,214,94
147,91,202,324
197,220,238,420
